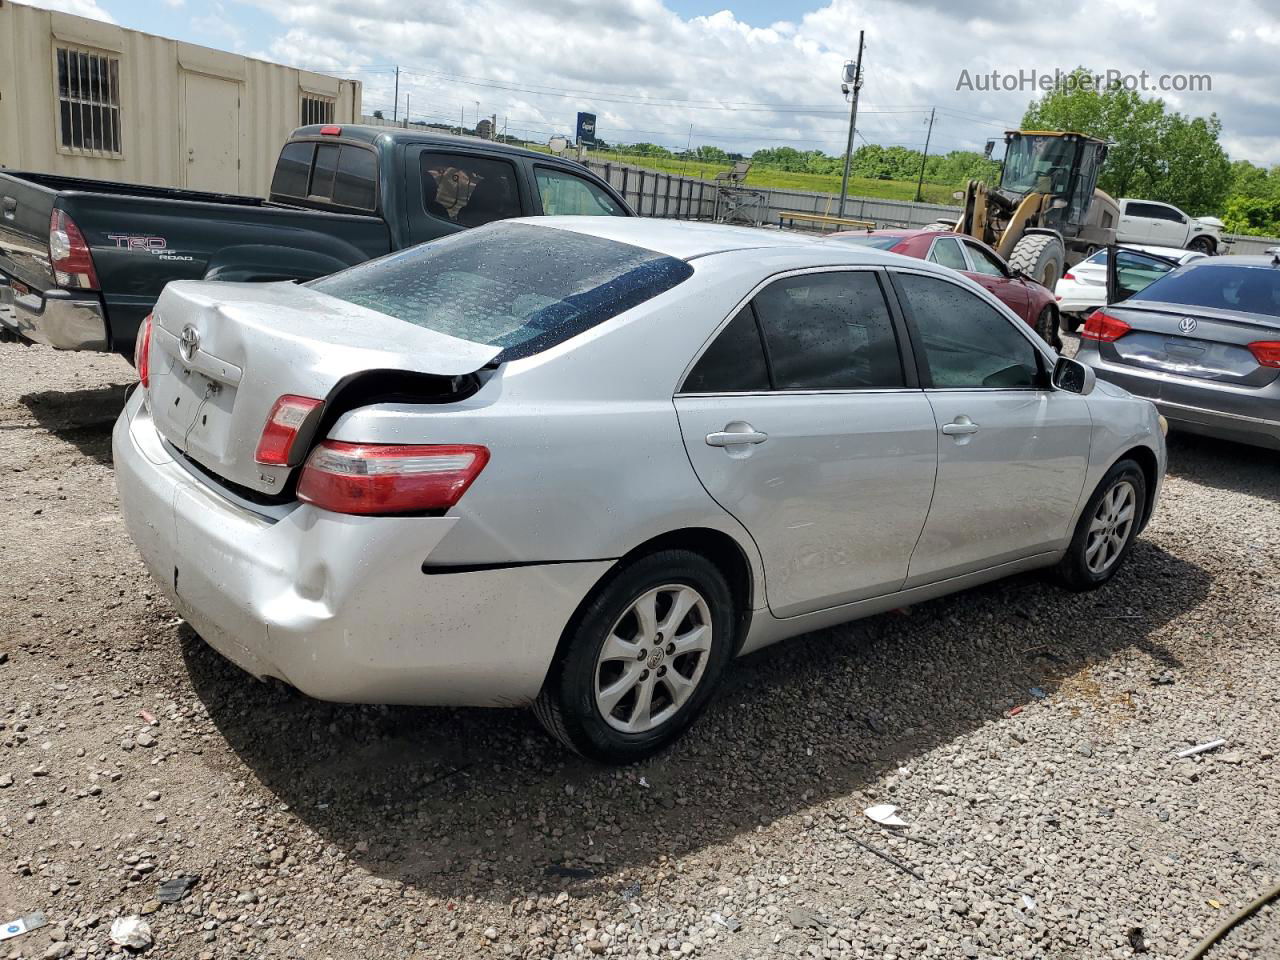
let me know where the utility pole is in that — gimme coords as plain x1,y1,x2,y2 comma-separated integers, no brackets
459,107,465,136
686,123,693,156
914,107,936,202
392,65,399,123
837,30,865,219
404,94,410,128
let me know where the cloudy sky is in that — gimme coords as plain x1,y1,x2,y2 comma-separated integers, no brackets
29,0,1280,166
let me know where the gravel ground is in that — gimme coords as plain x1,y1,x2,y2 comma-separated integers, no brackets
1,335,1278,960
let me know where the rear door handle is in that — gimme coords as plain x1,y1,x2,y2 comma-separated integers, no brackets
941,417,980,436
1,196,15,220
706,422,768,447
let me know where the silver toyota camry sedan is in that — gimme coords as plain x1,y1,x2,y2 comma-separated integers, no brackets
114,218,1166,762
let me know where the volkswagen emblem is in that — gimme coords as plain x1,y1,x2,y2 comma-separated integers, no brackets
179,324,201,362
1179,316,1199,334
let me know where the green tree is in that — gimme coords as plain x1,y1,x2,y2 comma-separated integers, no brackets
1020,67,1230,216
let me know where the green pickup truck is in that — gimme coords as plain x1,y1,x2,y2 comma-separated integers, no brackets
0,125,631,357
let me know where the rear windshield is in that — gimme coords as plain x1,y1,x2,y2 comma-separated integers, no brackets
309,222,693,361
1130,264,1280,318
834,235,901,250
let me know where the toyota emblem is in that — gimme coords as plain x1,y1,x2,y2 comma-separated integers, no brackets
179,324,201,362
1179,316,1199,334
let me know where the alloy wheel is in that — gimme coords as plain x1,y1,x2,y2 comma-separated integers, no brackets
1085,479,1137,574
594,584,712,733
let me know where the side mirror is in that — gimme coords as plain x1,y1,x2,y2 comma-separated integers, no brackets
1052,356,1096,395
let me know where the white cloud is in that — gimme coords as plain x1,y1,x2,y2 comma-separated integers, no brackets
243,0,1280,166
17,0,116,22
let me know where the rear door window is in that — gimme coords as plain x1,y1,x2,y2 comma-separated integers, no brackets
420,152,522,227
309,222,693,361
310,143,339,199
270,141,313,198
752,272,904,390
535,167,624,216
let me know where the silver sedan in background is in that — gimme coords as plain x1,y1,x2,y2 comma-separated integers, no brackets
114,218,1166,762
1077,251,1280,449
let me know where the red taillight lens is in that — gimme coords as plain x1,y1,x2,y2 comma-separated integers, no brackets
134,314,152,389
1248,341,1280,368
254,395,324,466
1081,309,1132,342
49,209,99,290
319,125,342,136
297,441,490,515
1062,271,1075,281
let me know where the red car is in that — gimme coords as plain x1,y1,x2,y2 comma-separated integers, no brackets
831,229,1062,347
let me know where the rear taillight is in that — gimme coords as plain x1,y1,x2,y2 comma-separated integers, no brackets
1062,271,1075,281
1248,341,1280,368
1081,309,1131,342
297,441,489,515
49,209,99,290
254,395,324,466
134,314,152,389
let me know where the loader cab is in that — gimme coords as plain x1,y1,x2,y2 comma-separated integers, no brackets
998,132,1109,235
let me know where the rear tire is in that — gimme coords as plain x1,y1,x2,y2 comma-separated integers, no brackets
533,550,736,763
1010,233,1066,289
1052,459,1147,591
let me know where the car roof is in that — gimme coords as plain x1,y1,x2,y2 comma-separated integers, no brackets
525,216,835,261
289,124,591,168
830,228,959,241
1176,256,1280,271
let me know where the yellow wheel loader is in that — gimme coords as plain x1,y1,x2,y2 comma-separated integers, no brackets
949,131,1118,290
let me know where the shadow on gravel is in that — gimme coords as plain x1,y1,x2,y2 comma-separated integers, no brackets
1165,432,1280,504
181,539,1209,907
19,383,131,465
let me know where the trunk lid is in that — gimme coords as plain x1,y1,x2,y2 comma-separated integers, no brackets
147,279,500,495
1101,301,1280,387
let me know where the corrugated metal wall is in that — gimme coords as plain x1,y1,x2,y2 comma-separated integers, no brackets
0,1,360,197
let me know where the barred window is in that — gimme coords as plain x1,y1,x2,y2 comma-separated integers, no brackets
301,95,335,126
56,46,122,155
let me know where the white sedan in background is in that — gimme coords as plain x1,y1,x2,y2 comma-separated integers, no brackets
1056,245,1207,331
114,218,1166,762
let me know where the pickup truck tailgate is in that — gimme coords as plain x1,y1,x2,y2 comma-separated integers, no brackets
147,280,500,495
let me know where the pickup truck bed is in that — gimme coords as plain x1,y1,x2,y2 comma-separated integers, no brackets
1,124,631,357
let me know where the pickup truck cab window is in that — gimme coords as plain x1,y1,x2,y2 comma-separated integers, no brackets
420,152,523,228
535,167,624,216
270,141,313,198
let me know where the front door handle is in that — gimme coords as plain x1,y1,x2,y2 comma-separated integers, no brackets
706,421,768,447
941,417,980,436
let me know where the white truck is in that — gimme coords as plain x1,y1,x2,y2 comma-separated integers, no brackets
1116,198,1226,254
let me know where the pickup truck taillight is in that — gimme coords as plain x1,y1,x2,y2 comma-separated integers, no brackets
297,441,490,515
134,314,152,389
48,210,100,291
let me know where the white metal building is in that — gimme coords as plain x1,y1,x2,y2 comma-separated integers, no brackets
0,1,361,196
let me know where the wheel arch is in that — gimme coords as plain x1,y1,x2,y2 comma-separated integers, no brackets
553,526,759,671
1114,443,1161,533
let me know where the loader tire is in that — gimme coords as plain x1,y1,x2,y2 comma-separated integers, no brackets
1010,234,1066,289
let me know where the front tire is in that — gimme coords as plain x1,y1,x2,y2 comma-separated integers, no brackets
1188,235,1215,255
1034,304,1062,350
1053,459,1147,591
533,550,736,763
1010,233,1066,289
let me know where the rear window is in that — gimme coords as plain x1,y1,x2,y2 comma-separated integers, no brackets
834,235,901,250
1130,264,1280,318
309,222,694,361
271,141,313,198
